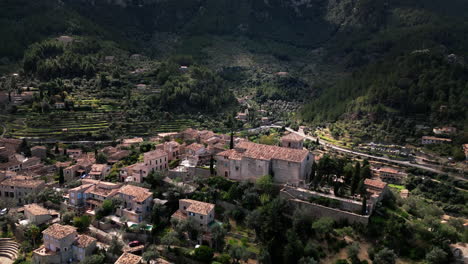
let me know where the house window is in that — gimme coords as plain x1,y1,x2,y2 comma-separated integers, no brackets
200,215,203,219
183,206,186,210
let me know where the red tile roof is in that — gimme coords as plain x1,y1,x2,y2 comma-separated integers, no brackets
378,167,400,174
74,234,96,248
0,176,45,188
115,252,142,264
364,179,387,190
181,199,215,215
144,149,167,159
118,185,152,203
217,141,309,163
42,224,76,239
282,133,304,142
422,136,452,142
186,143,205,152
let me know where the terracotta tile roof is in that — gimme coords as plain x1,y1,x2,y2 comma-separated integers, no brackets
378,167,400,174
181,199,215,215
186,143,204,152
118,185,152,203
115,252,142,264
0,176,45,188
144,149,167,159
122,138,144,145
0,159,22,169
74,234,96,248
171,209,188,221
42,224,76,239
217,142,309,163
422,136,452,142
165,141,180,147
69,183,94,192
31,146,46,151
282,133,304,142
24,203,57,216
364,179,387,190
90,164,108,173
55,161,72,168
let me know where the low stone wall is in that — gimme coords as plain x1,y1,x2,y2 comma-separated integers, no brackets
190,167,211,178
281,186,362,214
287,198,369,225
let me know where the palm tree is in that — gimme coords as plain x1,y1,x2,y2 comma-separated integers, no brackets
28,225,40,248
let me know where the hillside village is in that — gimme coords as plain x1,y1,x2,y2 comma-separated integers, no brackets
0,125,467,264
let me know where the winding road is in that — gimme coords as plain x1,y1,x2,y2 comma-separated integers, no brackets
285,128,467,182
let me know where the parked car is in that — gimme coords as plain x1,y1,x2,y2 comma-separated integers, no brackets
128,241,142,247
0,208,8,216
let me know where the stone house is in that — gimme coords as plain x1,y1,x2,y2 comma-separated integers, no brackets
22,157,42,170
216,142,313,185
115,252,142,264
67,184,95,210
144,149,168,173
171,199,215,230
82,180,121,210
66,149,83,158
54,102,65,109
281,133,304,149
63,164,87,182
421,136,452,144
121,137,144,147
0,159,22,172
100,146,130,164
181,128,199,141
33,224,95,264
66,179,121,210
163,141,181,161
33,224,77,264
364,179,389,213
57,35,74,44
375,167,407,184
120,164,142,183
433,126,457,135
23,203,59,225
72,234,97,262
116,185,153,223
88,164,111,179
0,176,45,205
31,146,47,159
186,143,206,157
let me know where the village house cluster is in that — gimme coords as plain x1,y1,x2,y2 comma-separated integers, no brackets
1,124,464,264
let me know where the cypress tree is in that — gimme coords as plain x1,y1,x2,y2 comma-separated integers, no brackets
351,162,361,195
210,155,215,175
59,167,64,184
230,131,234,149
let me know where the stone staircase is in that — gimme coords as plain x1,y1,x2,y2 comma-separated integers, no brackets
0,238,19,262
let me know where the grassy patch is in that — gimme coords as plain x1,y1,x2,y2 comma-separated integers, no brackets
389,184,405,191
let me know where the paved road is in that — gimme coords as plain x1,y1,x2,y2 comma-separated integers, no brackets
285,128,467,182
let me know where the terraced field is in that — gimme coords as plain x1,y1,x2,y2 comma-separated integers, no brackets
4,110,197,139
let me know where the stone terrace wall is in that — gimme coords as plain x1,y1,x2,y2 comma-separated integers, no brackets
287,198,369,225
282,186,362,213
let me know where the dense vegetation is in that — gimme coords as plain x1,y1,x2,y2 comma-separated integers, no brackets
302,52,468,127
